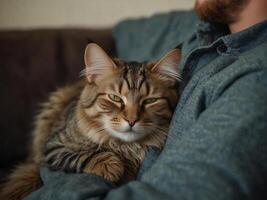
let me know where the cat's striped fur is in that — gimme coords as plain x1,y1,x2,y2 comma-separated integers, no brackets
0,43,181,200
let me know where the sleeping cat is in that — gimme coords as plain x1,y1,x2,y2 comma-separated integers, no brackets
0,43,181,200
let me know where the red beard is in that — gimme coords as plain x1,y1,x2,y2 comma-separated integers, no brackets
195,0,248,24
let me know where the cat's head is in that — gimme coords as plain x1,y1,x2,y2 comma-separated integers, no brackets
78,43,181,143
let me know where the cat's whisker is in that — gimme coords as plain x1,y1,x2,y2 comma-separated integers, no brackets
95,128,105,133
79,68,87,77
154,130,174,141
154,126,177,141
139,122,153,126
80,65,112,77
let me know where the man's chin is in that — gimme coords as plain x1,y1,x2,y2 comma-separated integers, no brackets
194,0,225,23
194,0,246,24
195,0,207,6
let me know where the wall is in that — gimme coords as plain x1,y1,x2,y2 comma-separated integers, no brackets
0,0,195,29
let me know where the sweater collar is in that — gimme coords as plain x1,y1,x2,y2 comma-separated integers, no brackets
196,20,267,53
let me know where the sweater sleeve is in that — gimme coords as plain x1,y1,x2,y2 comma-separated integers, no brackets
112,10,197,62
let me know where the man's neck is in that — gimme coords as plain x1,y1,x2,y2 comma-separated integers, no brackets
229,0,267,33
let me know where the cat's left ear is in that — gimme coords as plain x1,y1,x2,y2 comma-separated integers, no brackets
151,49,182,85
83,43,116,84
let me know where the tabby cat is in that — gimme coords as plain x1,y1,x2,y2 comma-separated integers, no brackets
0,43,181,199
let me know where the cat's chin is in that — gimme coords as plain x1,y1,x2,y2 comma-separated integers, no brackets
107,129,146,142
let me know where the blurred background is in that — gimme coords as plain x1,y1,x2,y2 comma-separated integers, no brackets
0,0,194,29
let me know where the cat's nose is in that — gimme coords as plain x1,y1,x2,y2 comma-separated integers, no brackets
126,119,137,127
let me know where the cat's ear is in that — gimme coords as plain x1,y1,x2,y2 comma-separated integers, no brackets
84,43,116,84
150,49,182,85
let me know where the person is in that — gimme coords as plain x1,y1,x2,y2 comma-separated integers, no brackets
25,0,267,199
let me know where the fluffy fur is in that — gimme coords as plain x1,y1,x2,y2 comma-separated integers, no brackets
0,43,181,199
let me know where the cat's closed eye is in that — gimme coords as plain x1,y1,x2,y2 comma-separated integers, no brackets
142,98,158,105
108,94,122,102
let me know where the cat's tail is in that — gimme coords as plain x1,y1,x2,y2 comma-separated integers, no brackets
0,163,42,200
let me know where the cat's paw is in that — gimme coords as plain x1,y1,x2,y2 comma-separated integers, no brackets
83,152,124,182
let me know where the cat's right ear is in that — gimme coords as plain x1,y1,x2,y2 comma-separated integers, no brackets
84,43,116,84
150,48,182,86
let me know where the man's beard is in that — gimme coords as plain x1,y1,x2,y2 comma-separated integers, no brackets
195,0,248,24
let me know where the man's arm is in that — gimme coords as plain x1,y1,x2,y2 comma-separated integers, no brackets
25,70,267,200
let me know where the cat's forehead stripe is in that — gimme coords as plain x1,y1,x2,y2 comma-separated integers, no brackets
109,83,116,92
141,81,150,96
118,81,123,94
114,82,120,94
123,62,145,91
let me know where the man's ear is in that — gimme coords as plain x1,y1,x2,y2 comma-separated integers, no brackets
83,43,116,84
150,48,182,85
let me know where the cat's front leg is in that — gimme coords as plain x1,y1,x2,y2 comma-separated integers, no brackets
83,152,124,182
